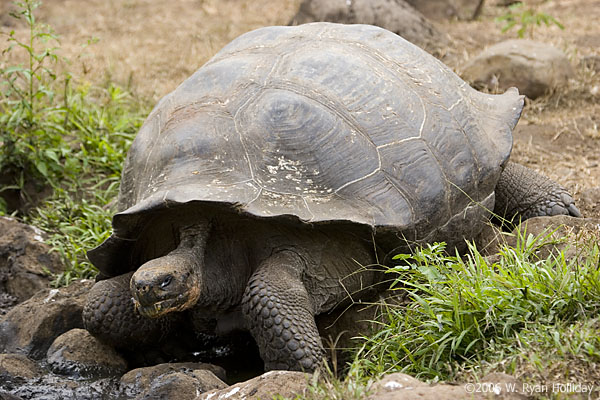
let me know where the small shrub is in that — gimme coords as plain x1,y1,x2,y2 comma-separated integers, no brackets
25,81,148,285
1,0,149,283
495,2,564,39
0,0,64,192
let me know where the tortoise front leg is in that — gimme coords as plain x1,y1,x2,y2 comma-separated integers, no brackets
241,250,324,371
83,272,177,348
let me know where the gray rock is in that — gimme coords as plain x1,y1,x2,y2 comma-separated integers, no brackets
462,39,574,99
8,374,119,400
135,370,227,400
404,0,457,19
0,217,63,315
369,373,429,399
290,0,448,55
119,362,226,399
0,391,24,400
479,372,527,398
0,353,44,384
199,370,310,400
368,372,526,399
46,328,127,378
405,0,483,20
0,279,92,359
579,187,600,218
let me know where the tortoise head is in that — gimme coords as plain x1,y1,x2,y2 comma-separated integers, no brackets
130,222,210,318
130,253,201,318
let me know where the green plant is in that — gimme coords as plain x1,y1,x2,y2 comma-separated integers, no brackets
352,228,600,380
25,82,147,285
495,2,564,39
0,0,65,191
1,0,149,283
481,318,600,380
277,228,600,399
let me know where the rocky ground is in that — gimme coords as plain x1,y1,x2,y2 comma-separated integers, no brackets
1,0,599,399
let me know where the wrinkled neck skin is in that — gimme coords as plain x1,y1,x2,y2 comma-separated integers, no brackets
130,221,210,318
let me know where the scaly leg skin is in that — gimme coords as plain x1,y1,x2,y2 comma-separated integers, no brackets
83,272,177,348
242,250,324,372
494,161,582,224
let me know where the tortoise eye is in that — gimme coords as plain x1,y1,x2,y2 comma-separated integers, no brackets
160,275,172,288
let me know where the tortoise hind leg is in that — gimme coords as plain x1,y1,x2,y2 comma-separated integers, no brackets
494,161,581,223
242,250,325,371
83,272,177,348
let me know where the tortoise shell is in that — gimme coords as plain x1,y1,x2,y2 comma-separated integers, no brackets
89,23,523,276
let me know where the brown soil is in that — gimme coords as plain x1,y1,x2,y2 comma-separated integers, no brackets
1,0,598,218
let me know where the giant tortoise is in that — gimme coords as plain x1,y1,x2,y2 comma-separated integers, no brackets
83,22,580,372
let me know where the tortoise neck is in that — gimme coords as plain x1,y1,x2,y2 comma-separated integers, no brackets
172,219,212,261
178,220,211,246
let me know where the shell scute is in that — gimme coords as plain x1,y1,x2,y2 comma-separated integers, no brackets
111,23,522,242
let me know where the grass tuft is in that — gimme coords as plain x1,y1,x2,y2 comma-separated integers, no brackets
352,229,600,382
1,0,149,283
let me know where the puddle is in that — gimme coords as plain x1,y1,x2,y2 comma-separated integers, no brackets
0,333,264,399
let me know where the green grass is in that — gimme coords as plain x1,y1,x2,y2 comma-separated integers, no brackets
23,82,148,285
355,231,600,379
1,0,149,284
474,317,600,385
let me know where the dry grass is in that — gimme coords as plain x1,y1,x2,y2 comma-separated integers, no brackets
2,0,303,100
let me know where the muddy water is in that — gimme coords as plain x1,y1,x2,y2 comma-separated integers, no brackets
1,360,121,400
0,335,264,399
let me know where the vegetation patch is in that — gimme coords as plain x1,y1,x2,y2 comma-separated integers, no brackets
495,2,564,39
354,230,600,378
0,0,149,284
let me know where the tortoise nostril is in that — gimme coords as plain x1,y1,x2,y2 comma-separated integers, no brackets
133,279,151,293
160,275,173,289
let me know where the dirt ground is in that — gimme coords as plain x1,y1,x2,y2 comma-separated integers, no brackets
1,0,599,218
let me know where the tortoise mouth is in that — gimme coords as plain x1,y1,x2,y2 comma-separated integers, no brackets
133,295,188,318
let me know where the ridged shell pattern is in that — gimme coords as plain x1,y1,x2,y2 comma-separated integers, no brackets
115,23,522,240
